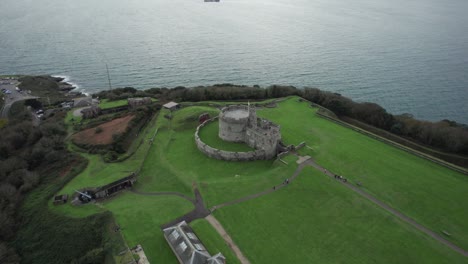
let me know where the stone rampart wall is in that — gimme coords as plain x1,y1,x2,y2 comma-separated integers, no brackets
195,118,268,161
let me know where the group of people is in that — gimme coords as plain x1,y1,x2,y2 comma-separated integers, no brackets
334,174,347,182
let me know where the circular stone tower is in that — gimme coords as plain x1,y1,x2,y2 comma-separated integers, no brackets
218,105,250,142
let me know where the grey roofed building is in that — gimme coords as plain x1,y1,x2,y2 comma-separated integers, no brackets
128,97,152,108
163,221,226,264
163,101,180,110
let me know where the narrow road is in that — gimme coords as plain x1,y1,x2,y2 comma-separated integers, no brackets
306,159,468,258
160,188,211,229
0,93,39,119
205,215,251,264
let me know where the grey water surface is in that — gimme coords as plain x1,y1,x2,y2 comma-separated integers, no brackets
0,0,467,123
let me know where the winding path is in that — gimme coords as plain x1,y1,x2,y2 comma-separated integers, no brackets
205,215,251,264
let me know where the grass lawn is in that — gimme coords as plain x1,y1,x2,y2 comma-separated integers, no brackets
99,99,129,109
136,106,298,206
190,219,241,264
53,96,468,263
102,193,194,263
215,167,467,263
258,97,468,249
199,119,254,152
51,192,194,263
99,98,158,109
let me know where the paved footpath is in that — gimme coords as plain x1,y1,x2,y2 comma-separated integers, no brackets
205,215,251,264
306,159,468,258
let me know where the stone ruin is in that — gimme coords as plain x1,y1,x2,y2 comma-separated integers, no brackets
195,104,282,161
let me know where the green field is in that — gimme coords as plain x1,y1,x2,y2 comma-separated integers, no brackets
136,106,298,206
99,99,129,109
190,219,241,264
257,97,468,250
215,167,466,263
99,98,158,109
52,96,468,263
103,193,194,263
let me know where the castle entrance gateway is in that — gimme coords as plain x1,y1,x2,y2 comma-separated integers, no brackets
195,104,283,161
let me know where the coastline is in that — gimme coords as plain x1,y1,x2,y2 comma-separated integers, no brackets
51,75,89,96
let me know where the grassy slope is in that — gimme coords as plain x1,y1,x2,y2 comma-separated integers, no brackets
103,193,194,263
199,120,254,152
56,110,159,197
14,157,121,264
49,192,195,264
137,106,298,207
52,192,194,263
258,97,468,249
190,219,241,264
215,167,466,264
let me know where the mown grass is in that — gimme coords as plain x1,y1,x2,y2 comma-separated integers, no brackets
99,98,158,110
190,219,241,264
99,99,129,109
136,106,298,206
54,96,468,263
52,192,194,264
215,167,467,264
102,193,194,263
258,97,468,249
199,119,254,152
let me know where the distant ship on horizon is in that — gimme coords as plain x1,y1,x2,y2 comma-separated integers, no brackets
204,0,220,2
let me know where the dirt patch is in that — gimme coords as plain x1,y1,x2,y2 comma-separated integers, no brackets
73,115,135,146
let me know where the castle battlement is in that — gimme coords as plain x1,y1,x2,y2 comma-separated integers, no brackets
217,104,281,159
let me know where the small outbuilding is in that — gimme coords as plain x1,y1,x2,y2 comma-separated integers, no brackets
93,175,137,199
53,194,69,205
73,96,93,108
81,106,102,119
128,97,152,109
163,101,180,111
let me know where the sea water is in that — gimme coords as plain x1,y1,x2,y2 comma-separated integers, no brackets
0,0,467,123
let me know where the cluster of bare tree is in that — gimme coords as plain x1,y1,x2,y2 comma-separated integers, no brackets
0,114,68,263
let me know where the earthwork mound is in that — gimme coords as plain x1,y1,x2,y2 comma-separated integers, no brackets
73,115,135,146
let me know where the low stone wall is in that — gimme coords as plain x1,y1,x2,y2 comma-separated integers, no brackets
195,118,268,161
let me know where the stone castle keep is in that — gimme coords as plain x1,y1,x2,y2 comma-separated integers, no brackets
195,104,282,161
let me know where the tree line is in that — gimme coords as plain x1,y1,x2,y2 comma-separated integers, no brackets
96,84,468,156
0,109,110,263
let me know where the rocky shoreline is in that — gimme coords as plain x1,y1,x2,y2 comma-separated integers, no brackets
51,76,83,97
